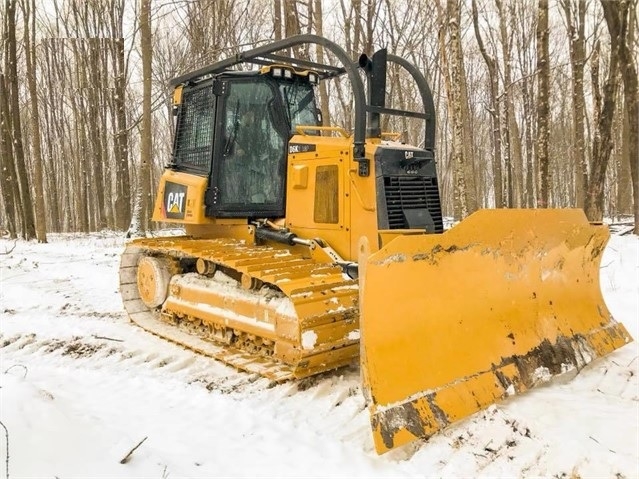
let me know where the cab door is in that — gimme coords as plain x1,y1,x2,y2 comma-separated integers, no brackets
206,78,288,218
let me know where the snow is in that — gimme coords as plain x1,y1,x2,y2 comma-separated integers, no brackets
0,232,637,478
301,330,318,350
348,329,361,341
532,366,552,384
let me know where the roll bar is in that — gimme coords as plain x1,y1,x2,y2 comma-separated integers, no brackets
169,34,435,176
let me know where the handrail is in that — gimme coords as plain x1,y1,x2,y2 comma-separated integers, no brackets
294,125,350,137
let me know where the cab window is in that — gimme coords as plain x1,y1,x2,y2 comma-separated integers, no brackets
214,79,286,215
279,82,320,134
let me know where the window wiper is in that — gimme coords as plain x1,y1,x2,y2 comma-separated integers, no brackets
281,86,292,126
299,90,315,114
290,89,314,122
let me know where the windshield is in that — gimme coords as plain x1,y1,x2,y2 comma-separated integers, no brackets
279,82,320,134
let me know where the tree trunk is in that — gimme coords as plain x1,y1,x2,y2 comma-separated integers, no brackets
536,0,551,207
113,36,131,231
313,0,331,127
22,0,47,242
273,0,282,40
585,1,626,221
522,73,536,207
41,38,61,231
0,75,18,237
5,0,36,239
130,0,153,235
614,0,639,233
496,0,514,207
445,0,475,218
86,39,107,230
471,0,503,208
561,0,588,209
285,0,304,58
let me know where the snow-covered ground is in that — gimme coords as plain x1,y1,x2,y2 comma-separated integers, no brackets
0,231,637,478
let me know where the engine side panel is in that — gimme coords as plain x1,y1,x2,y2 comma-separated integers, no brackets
152,170,213,224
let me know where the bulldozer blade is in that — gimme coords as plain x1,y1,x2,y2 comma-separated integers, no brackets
359,208,632,454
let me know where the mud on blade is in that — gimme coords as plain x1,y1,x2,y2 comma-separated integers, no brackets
359,209,632,454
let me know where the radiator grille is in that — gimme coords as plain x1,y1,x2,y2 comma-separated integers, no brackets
173,86,215,171
384,176,443,231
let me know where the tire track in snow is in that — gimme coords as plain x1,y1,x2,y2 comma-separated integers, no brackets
0,330,372,452
0,332,344,397
0,332,239,383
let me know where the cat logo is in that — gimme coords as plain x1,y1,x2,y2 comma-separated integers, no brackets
163,182,188,219
167,195,184,213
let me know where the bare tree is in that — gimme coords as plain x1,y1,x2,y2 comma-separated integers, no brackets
4,0,36,239
536,0,551,207
585,0,626,221
472,0,503,207
130,0,153,236
613,0,639,233
438,0,478,218
273,0,282,39
495,0,514,206
111,7,131,231
20,0,47,241
312,0,331,126
0,73,18,237
0,0,634,235
561,0,589,209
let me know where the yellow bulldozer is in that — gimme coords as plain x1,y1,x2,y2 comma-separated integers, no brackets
119,35,632,454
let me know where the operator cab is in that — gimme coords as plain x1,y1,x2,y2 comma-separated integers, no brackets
170,65,321,219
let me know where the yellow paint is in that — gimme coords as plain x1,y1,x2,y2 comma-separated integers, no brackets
152,170,213,224
361,208,633,453
145,122,633,457
172,85,183,105
283,135,382,261
291,165,309,189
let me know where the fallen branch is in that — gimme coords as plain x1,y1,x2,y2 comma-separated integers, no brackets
120,436,148,464
0,420,9,479
3,365,28,379
0,239,17,255
92,335,124,343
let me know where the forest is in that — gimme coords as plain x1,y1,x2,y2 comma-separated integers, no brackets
0,0,637,241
